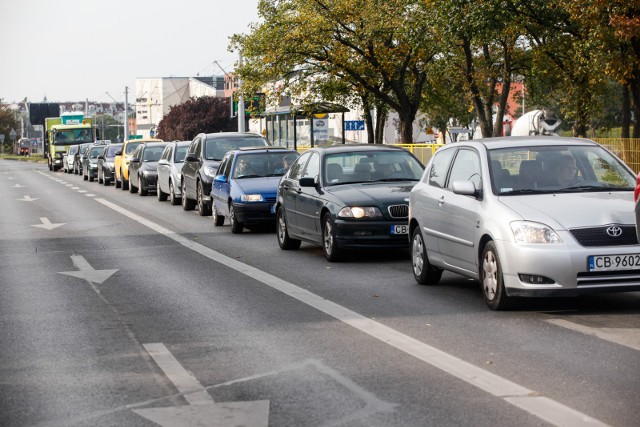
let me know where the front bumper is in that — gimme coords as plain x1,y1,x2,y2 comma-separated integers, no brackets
233,202,277,224
334,218,410,249
140,173,158,190
494,235,640,297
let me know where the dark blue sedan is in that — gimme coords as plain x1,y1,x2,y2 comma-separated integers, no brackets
211,147,299,233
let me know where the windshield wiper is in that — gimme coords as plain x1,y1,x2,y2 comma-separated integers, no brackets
499,189,549,195
236,174,261,179
371,177,419,182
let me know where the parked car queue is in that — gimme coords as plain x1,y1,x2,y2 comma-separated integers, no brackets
56,134,640,310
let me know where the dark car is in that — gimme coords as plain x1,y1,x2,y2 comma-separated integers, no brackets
211,147,299,233
73,143,92,175
82,143,108,182
275,144,425,261
97,143,123,185
181,132,270,216
128,142,168,196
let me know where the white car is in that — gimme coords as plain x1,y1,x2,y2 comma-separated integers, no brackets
409,136,640,310
156,141,190,205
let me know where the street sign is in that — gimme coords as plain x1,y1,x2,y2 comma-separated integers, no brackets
345,120,365,131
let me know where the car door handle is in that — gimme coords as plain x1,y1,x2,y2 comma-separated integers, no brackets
438,196,445,206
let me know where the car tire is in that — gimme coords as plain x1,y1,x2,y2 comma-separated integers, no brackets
89,173,94,182
197,181,212,216
229,204,243,234
169,181,180,206
276,207,301,250
98,171,103,184
139,176,147,196
322,213,343,262
411,226,443,285
157,183,168,201
83,172,88,181
481,241,512,310
212,203,224,226
127,175,138,194
181,181,195,211
122,178,129,191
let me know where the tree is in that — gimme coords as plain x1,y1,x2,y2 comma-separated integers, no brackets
231,0,441,143
0,105,19,154
156,97,236,141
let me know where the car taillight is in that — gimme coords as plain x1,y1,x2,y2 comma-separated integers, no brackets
634,173,640,202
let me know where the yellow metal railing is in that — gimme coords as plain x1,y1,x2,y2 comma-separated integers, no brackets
294,139,640,172
591,138,640,173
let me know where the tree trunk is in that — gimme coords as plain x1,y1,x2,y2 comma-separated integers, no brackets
375,108,387,144
621,84,630,139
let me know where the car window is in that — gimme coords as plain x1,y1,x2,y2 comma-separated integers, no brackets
175,145,189,163
217,156,230,176
107,145,121,156
205,137,270,161
447,149,481,189
289,151,312,181
89,146,104,158
428,147,455,188
161,145,172,161
143,146,165,162
302,153,320,179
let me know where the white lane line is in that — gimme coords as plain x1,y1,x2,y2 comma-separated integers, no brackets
143,343,214,406
94,197,608,427
547,319,640,351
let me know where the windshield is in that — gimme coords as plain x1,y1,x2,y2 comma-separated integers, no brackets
232,151,299,178
54,128,93,144
174,145,189,163
488,145,636,195
107,145,122,156
89,146,104,158
323,150,424,185
143,146,165,162
204,137,269,160
125,142,141,155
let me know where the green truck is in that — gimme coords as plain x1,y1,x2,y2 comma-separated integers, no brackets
45,112,96,171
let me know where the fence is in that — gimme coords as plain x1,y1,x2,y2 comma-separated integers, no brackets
296,139,640,172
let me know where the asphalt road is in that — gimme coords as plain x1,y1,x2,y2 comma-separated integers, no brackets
1,159,639,427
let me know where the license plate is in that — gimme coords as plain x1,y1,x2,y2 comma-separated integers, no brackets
588,254,640,272
390,225,408,235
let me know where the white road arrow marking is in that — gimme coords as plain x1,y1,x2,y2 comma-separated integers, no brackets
31,217,66,230
12,183,24,188
58,255,118,284
18,195,38,202
133,343,269,427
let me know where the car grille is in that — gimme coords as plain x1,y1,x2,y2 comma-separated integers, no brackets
576,270,640,287
388,204,408,218
264,196,276,203
569,225,638,247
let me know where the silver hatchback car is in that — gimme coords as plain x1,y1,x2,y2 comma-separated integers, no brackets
409,136,640,310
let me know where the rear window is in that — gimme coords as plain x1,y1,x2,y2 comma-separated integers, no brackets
204,137,269,160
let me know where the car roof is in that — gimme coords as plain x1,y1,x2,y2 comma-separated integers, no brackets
460,136,599,150
201,132,267,140
306,143,410,154
234,147,298,153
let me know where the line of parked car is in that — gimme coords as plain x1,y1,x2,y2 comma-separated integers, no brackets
58,133,640,310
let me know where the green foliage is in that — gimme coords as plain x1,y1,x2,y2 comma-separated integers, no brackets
156,97,236,141
0,105,19,148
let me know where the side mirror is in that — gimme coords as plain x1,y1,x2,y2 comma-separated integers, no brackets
158,159,169,165
214,175,227,183
115,151,122,156
185,154,198,162
97,155,105,160
452,180,479,197
130,158,140,163
299,176,318,187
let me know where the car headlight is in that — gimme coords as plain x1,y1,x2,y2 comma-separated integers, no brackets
241,194,264,202
338,206,383,219
204,167,217,178
510,221,563,244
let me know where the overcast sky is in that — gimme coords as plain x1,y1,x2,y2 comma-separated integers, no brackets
0,0,260,104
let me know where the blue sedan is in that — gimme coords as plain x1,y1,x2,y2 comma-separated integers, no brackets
211,147,299,233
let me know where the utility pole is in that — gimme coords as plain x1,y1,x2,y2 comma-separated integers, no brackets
237,52,245,132
124,86,129,141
